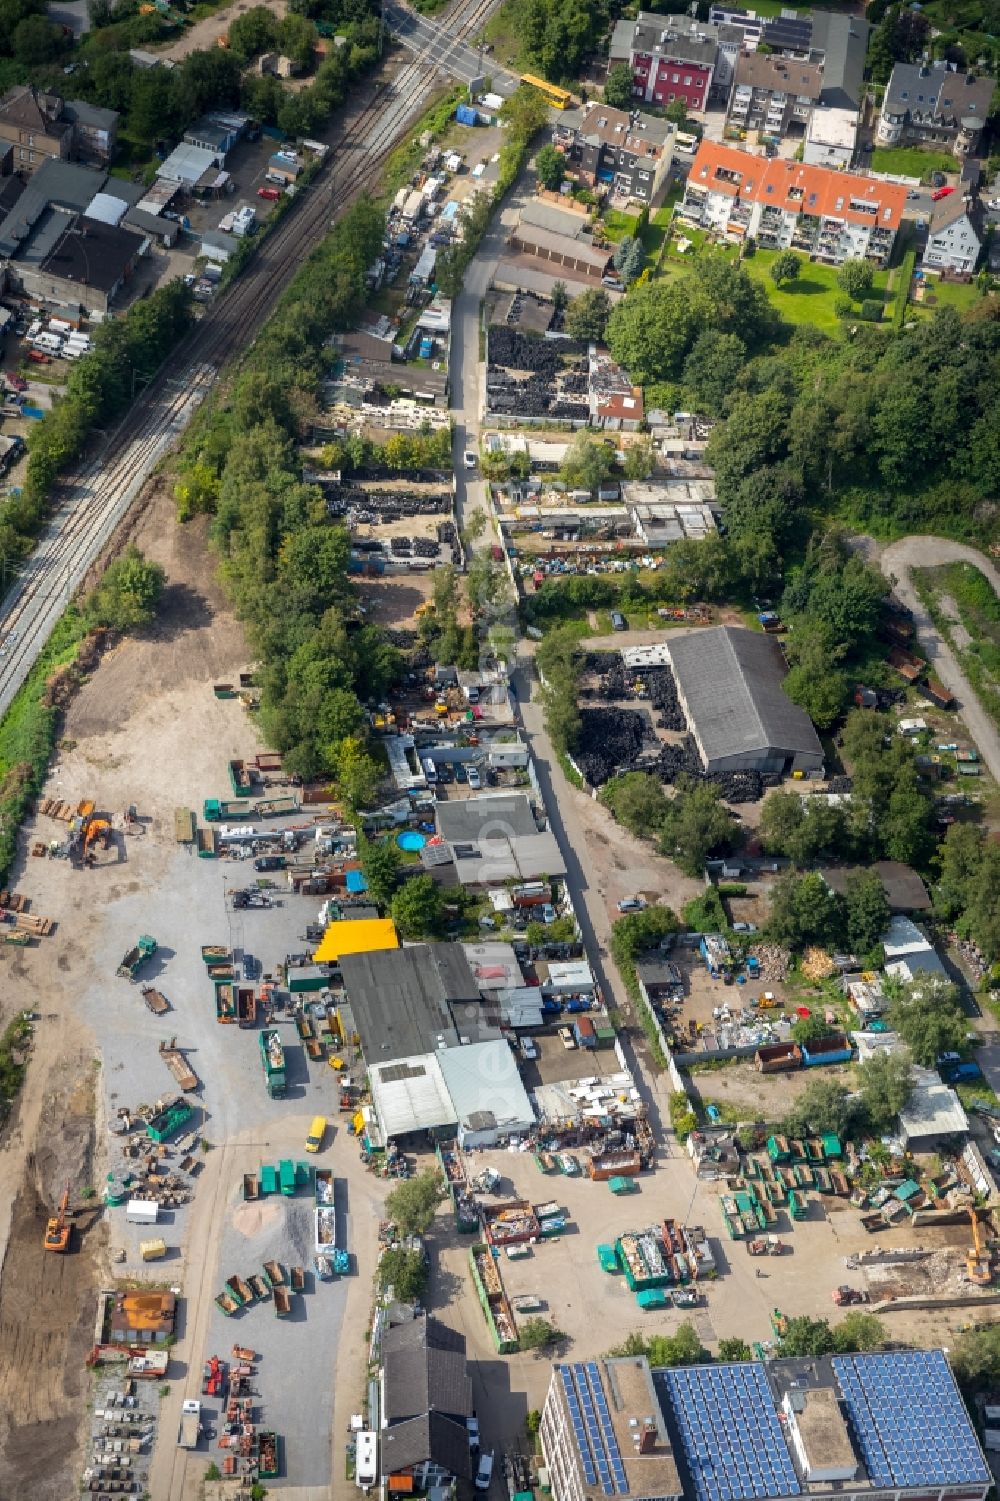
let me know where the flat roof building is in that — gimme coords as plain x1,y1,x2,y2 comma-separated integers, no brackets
340,942,498,1064
666,627,824,775
438,1038,535,1147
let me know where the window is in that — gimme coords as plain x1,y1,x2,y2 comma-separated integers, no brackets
808,192,817,206
684,75,692,85
669,93,675,101
671,72,680,82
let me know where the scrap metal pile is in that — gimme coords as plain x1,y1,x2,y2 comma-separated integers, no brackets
324,484,452,522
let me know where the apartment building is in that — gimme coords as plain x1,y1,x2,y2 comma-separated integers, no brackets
678,140,906,266
922,191,983,274
877,60,995,157
727,52,823,139
553,103,674,206
608,14,718,110
0,86,120,176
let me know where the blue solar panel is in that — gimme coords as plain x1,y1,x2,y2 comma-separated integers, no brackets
662,1364,801,1501
832,1352,990,1490
557,1363,631,1496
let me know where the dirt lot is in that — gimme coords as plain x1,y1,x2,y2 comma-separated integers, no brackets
686,1057,854,1117
363,571,437,627
159,0,290,60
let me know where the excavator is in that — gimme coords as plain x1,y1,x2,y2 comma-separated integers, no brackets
43,1183,72,1253
967,1207,992,1286
83,817,112,861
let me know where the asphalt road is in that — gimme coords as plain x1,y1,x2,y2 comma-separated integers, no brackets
878,536,1000,783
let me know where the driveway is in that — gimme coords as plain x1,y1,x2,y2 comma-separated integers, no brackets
877,536,1000,783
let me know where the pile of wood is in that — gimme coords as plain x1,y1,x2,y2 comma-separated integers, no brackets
748,944,789,981
38,797,74,821
800,947,836,982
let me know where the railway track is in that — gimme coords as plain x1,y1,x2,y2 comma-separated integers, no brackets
0,0,503,720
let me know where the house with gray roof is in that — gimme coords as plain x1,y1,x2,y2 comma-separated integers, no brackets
665,626,824,775
922,191,983,274
876,60,995,157
380,1317,475,1486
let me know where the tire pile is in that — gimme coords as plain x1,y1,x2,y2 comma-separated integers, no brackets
486,328,590,421
640,667,687,733
708,769,762,803
325,485,452,523
575,708,646,787
825,775,853,793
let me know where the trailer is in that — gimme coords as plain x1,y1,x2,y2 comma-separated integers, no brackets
197,827,218,858
201,944,230,967
315,1167,334,1205
228,759,254,798
253,794,300,817
142,986,170,1015
273,1286,292,1317
588,1150,641,1181
315,1205,337,1255
290,1265,306,1292
174,807,195,843
203,797,255,822
262,1259,285,1288
216,982,237,1024
260,1030,286,1096
159,1039,198,1092
215,1291,239,1316
258,1432,280,1479
236,986,257,1028
178,1399,201,1449
117,934,157,980
146,1096,193,1143
243,1172,259,1201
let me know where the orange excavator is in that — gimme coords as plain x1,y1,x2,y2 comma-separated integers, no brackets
44,1183,72,1253
83,818,112,859
967,1207,992,1286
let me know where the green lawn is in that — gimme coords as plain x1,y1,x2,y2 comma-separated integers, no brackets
870,146,955,180
743,249,894,331
914,274,984,315
602,205,674,259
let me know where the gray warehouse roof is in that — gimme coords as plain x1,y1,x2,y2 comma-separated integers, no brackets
438,1040,536,1135
667,627,823,766
435,791,539,845
340,942,498,1063
383,1317,472,1424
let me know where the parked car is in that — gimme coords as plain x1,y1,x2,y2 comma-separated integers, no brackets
258,186,281,201
467,1416,480,1452
467,766,481,790
610,611,627,632
931,185,954,201
464,450,477,470
475,1452,494,1491
559,1026,576,1050
617,896,646,913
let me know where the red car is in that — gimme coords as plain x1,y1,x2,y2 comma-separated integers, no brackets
931,185,954,201
257,186,281,201
27,349,50,363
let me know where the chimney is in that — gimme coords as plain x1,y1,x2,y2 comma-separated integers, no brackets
639,1423,657,1455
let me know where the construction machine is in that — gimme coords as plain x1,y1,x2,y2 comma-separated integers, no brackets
44,1183,72,1253
968,1208,992,1285
83,818,112,860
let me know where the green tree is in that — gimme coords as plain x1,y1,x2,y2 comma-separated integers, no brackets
332,735,382,811
766,871,846,951
600,772,671,840
84,547,165,632
833,1311,887,1352
658,778,733,878
760,792,847,866
682,330,747,417
613,235,645,286
391,874,446,938
535,143,565,191
778,1316,836,1356
665,98,690,127
13,13,64,62
559,432,615,493
845,870,891,955
855,1050,913,1134
551,280,569,313
837,259,875,302
608,1324,707,1365
520,1317,564,1353
564,288,612,342
378,1246,428,1302
951,1325,1000,1392
782,620,850,730
359,835,401,906
385,1169,447,1235
623,439,654,480
770,251,801,288
718,1338,754,1361
604,62,634,108
784,1078,858,1139
888,976,968,1067
791,1014,834,1045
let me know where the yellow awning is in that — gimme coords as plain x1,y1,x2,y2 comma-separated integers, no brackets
313,916,399,964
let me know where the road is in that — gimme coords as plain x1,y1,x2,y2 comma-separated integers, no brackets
0,0,505,723
878,536,1000,782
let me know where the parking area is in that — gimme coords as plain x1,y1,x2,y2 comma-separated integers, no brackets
516,1031,612,1091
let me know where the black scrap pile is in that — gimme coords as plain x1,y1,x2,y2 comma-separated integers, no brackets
486,328,589,420
413,537,439,557
640,667,687,733
329,487,452,523
353,466,452,485
825,775,853,793
575,708,646,787
438,520,457,544
640,738,704,784
581,653,619,674
707,769,762,803
488,328,563,372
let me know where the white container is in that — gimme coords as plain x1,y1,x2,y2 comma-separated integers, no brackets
125,1198,159,1225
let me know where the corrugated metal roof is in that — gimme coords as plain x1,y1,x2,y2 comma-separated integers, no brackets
438,1040,535,1131
369,1052,457,1137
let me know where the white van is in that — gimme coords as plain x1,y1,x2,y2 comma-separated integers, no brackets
421,756,438,785
48,317,75,336
32,333,63,356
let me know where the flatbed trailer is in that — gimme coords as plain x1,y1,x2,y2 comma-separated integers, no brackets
142,987,170,1015
174,808,195,843
159,1040,198,1092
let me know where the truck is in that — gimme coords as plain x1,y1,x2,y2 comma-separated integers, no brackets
178,1399,201,1449
159,1039,198,1092
253,794,300,818
174,807,195,843
117,934,157,980
237,986,257,1028
260,1029,286,1097
203,797,256,822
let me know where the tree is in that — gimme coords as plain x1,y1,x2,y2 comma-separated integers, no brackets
718,1338,754,1361
378,1246,428,1302
385,1168,447,1235
791,1014,834,1045
623,439,654,480
951,1325,1000,1392
784,1078,857,1139
551,280,569,313
613,235,645,286
838,259,875,303
84,547,165,632
760,792,848,866
526,1410,543,1441
601,772,671,840
520,1317,564,1353
559,432,615,493
359,835,401,907
833,1311,887,1352
770,251,801,288
658,778,733,878
391,874,446,938
888,975,968,1067
609,1324,707,1366
604,62,634,109
682,330,746,417
665,99,690,126
564,288,612,342
782,620,850,730
856,1050,913,1134
535,144,565,191
844,870,891,956
332,735,382,811
766,871,846,951
778,1316,837,1357
12,13,64,62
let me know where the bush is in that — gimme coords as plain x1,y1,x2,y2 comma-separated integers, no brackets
859,300,883,322
669,1091,698,1141
682,887,728,933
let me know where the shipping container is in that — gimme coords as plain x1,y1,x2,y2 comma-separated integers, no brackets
140,1237,167,1261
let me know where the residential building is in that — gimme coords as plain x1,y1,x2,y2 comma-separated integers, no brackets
803,106,858,168
665,625,824,775
678,141,907,266
553,102,674,205
0,86,72,175
380,1317,474,1489
876,60,995,157
64,100,119,163
542,1350,991,1501
922,191,983,274
608,14,718,111
726,52,822,139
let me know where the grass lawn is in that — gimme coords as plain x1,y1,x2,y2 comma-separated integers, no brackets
870,145,955,180
482,5,525,70
914,275,984,315
602,206,674,259
742,249,893,331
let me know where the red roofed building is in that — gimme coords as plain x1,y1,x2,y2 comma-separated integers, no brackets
678,140,907,266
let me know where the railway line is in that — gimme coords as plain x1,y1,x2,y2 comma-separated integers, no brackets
0,0,503,721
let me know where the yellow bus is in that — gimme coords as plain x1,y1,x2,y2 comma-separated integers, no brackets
520,73,576,110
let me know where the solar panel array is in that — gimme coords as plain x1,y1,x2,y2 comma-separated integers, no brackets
832,1352,990,1490
559,1362,629,1498
662,1364,801,1501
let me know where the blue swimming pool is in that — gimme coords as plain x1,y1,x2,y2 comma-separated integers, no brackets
397,830,427,852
